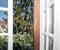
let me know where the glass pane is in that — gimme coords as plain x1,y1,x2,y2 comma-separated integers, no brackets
45,16,47,32
13,0,34,50
49,5,54,34
44,35,46,50
51,0,54,1
0,36,8,50
48,37,53,50
0,11,8,33
0,0,8,8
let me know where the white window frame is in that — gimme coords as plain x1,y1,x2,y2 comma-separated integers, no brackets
54,0,60,50
40,0,60,50
8,0,13,50
0,0,13,50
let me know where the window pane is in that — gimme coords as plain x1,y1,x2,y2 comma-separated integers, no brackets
0,0,8,8
13,0,34,50
44,35,46,50
48,37,53,50
45,16,47,33
0,11,8,33
49,5,54,34
0,36,8,50
51,0,54,1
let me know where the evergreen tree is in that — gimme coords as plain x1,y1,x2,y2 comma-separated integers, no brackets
13,0,34,50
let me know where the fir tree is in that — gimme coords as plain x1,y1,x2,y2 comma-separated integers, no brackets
13,0,34,50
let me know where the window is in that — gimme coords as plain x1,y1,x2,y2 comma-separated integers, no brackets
0,36,8,50
0,0,13,50
0,0,40,50
48,37,53,50
40,0,54,50
0,0,8,8
0,0,35,50
13,0,34,50
0,11,8,33
40,0,60,50
49,5,54,34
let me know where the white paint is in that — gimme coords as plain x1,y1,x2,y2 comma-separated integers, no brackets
40,0,46,50
43,33,54,38
40,0,57,50
0,33,8,36
0,7,8,11
54,0,60,50
8,0,13,50
0,0,13,50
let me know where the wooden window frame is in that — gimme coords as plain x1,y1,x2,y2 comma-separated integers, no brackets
34,0,40,50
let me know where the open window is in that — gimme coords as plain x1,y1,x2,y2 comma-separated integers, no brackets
40,0,60,50
0,0,13,50
0,0,40,50
40,0,54,50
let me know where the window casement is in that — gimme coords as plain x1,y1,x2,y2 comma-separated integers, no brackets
0,0,40,50
40,0,55,50
0,0,13,50
40,0,60,50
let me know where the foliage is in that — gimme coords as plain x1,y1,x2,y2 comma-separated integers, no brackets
0,36,8,50
13,0,34,50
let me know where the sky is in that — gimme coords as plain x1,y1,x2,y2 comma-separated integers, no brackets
0,11,7,20
0,0,8,21
0,0,8,8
